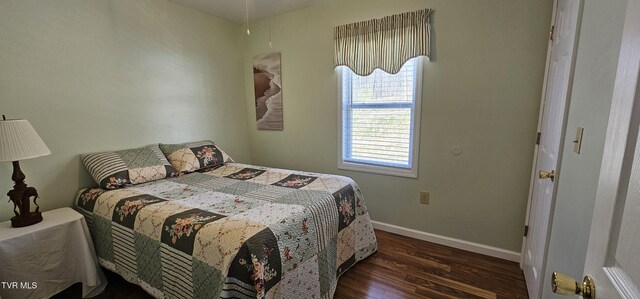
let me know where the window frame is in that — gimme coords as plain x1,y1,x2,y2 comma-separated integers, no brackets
337,57,423,178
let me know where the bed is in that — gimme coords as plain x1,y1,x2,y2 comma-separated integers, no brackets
75,158,377,299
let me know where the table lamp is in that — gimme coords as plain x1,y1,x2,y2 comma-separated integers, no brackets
0,116,51,227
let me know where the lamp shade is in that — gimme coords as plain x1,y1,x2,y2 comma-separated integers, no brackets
0,119,51,162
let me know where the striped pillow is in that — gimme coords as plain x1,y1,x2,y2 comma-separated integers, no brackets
159,140,234,173
82,144,177,189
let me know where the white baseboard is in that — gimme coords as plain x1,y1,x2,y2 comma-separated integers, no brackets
371,220,521,262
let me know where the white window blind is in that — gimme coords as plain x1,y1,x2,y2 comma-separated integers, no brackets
339,57,422,177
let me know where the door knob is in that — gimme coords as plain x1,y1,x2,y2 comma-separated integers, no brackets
552,272,595,299
539,170,556,182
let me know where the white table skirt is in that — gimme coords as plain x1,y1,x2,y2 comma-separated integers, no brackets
0,207,107,299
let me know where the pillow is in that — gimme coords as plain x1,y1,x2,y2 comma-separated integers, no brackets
159,140,234,173
82,144,177,189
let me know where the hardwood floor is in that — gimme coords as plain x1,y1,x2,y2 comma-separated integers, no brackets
54,230,528,299
335,230,528,299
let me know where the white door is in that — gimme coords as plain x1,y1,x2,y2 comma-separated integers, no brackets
522,1,580,298
579,0,640,297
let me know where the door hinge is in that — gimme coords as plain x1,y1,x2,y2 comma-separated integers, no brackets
536,132,541,145
549,25,555,41
524,225,529,237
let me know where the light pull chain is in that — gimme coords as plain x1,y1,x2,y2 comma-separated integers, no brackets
245,0,251,35
268,18,273,48
268,0,272,47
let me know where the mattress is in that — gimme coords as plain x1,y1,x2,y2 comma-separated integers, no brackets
75,162,377,298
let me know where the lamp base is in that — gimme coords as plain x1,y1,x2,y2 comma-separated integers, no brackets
11,211,42,227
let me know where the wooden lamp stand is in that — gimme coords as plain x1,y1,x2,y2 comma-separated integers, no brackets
8,160,42,227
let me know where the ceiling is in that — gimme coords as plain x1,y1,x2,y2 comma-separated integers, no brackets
170,0,328,23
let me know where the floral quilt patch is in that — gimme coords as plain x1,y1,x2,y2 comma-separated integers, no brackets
193,145,224,169
272,174,318,189
77,188,106,211
227,228,281,298
112,195,166,229
226,168,267,181
332,184,357,231
161,209,226,255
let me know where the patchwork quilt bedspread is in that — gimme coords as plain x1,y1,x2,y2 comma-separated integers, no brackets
75,163,377,299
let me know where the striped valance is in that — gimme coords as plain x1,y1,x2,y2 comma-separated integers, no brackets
333,9,431,76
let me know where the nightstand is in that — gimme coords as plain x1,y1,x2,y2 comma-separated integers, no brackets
0,207,107,298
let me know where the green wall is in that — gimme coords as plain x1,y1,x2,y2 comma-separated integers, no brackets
542,0,628,297
0,0,557,254
241,0,553,252
0,0,251,222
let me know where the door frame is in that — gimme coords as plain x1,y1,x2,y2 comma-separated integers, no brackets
520,0,584,296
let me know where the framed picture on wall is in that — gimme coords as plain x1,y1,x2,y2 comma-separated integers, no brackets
253,52,283,130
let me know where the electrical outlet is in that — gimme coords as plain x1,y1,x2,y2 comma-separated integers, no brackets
420,191,430,204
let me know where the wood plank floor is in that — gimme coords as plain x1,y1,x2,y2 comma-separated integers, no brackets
54,230,528,298
335,230,528,299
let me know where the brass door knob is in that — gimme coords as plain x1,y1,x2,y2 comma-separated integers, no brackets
539,170,556,182
552,272,595,299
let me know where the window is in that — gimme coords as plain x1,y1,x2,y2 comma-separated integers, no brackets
339,57,422,178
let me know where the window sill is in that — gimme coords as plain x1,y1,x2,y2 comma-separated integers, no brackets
338,161,418,178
